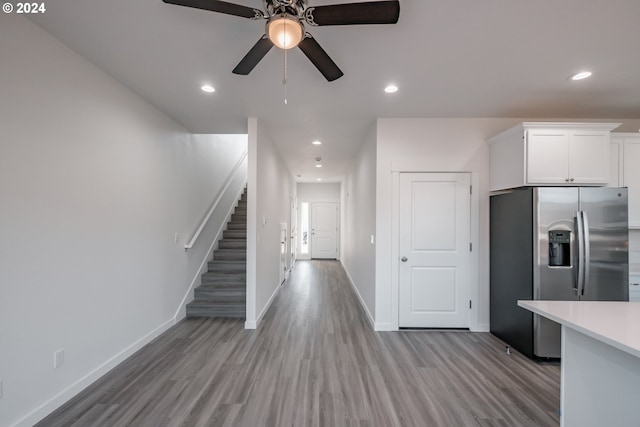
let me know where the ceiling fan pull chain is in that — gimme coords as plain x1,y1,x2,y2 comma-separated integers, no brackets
283,43,288,104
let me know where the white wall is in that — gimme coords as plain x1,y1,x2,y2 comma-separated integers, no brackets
297,183,341,202
246,118,295,329
341,124,377,324
0,16,247,426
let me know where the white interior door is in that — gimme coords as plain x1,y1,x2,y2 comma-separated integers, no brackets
311,202,338,259
399,173,471,328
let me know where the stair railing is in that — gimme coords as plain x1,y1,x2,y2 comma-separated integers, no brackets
184,149,248,251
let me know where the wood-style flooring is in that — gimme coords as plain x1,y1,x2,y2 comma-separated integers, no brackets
38,261,560,427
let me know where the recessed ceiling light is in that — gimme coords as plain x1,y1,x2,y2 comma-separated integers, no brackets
385,85,399,93
570,71,592,81
201,84,216,93
316,164,323,168
312,140,322,145
317,178,322,181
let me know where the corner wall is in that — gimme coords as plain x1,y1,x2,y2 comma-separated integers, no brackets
341,123,377,324
0,16,247,426
246,118,295,329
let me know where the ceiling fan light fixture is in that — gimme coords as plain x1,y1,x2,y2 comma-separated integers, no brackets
267,15,304,50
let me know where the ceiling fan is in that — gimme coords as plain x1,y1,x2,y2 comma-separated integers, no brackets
162,0,400,81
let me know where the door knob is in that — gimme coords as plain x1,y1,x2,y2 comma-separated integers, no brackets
401,257,408,262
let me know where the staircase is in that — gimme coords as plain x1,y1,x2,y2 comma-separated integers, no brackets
186,188,247,318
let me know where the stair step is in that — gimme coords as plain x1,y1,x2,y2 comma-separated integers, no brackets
226,223,246,231
223,230,246,239
194,285,246,302
214,250,246,261
234,206,247,214
230,214,246,223
218,239,247,249
207,260,246,272
186,301,245,318
202,272,246,284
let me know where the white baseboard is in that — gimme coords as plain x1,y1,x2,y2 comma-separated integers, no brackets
473,323,490,333
374,322,396,331
245,280,282,330
340,260,375,330
256,281,282,325
14,319,174,427
244,320,257,329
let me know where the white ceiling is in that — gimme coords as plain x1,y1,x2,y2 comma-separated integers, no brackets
30,0,640,182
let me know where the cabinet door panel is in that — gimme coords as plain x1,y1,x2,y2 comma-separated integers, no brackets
569,131,609,184
623,140,640,227
526,130,569,184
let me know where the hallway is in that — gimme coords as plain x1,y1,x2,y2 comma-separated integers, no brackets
38,261,560,427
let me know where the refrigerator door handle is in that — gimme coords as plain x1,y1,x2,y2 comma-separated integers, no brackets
575,211,585,295
582,211,590,297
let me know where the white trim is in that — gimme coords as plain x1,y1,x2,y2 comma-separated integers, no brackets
390,171,400,330
391,170,481,331
244,279,282,330
173,183,247,322
468,172,481,332
476,323,490,332
245,118,258,328
13,319,174,427
184,150,248,250
374,322,395,332
340,260,375,329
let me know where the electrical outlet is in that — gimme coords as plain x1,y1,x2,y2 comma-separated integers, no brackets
54,349,64,369
174,233,179,244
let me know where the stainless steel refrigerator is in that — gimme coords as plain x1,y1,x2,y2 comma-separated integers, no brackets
490,187,629,358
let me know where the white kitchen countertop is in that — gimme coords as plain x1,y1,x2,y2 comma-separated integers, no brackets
517,300,640,359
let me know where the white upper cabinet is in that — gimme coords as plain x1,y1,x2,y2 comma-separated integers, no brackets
614,133,640,228
488,122,620,191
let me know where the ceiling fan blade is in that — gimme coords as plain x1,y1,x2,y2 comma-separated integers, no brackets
232,36,274,75
305,0,399,26
298,35,344,82
162,0,264,19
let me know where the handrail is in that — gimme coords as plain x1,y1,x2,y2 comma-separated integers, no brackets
184,149,248,250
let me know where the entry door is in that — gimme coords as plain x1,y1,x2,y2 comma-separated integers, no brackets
311,202,338,259
399,173,471,328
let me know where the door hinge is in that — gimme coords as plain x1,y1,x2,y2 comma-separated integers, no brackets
470,185,473,195
469,242,472,252
469,300,472,309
